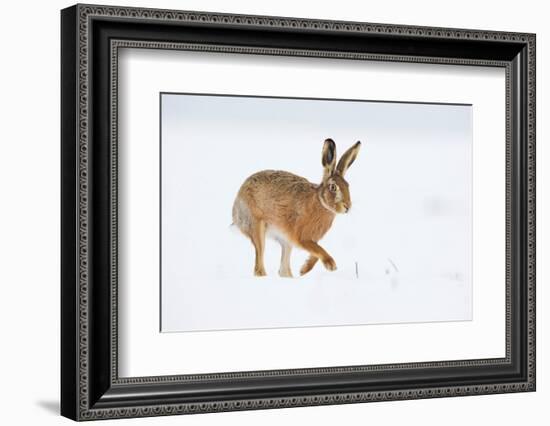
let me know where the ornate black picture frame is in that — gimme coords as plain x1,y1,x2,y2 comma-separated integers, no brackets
61,3,536,421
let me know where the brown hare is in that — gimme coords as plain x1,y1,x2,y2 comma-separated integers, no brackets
232,138,361,277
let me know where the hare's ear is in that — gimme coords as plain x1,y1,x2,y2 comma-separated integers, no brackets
336,141,361,176
322,138,337,181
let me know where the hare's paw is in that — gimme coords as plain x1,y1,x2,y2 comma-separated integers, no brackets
279,268,293,278
322,256,337,271
299,264,313,276
254,267,267,277
300,256,318,276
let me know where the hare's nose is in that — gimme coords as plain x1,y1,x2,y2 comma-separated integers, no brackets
344,204,351,213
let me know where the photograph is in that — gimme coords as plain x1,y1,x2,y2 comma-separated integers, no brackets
160,93,473,332
58,3,536,421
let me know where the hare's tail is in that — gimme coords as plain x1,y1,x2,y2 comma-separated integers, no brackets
232,197,253,234
229,222,240,235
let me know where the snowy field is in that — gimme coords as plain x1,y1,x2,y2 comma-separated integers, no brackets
161,94,472,332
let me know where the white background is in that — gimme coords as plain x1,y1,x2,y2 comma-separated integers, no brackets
120,50,506,377
0,0,547,425
161,94,474,332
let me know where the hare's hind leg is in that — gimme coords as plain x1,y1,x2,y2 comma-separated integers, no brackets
249,219,267,277
233,197,266,277
278,241,293,278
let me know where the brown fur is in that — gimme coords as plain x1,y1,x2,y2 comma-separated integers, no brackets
232,139,361,277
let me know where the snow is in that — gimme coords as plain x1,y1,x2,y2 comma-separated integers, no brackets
160,94,472,332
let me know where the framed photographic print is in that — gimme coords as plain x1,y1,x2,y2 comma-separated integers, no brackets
61,3,536,421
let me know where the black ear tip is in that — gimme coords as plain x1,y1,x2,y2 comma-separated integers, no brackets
356,141,361,146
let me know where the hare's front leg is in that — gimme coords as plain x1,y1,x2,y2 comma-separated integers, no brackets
249,219,267,277
299,240,337,272
300,255,318,276
278,241,293,278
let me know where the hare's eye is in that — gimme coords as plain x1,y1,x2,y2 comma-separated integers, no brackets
329,183,337,192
